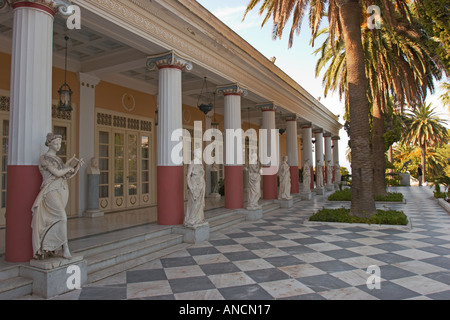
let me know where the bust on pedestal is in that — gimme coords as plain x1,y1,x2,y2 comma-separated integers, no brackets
84,157,104,218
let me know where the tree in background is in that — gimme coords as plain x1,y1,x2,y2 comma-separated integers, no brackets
402,103,448,184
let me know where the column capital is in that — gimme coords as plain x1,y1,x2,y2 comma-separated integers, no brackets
77,72,100,88
9,0,74,16
146,50,193,71
312,128,323,134
300,122,312,129
332,135,340,140
216,83,248,97
285,115,298,122
256,102,278,112
323,132,332,138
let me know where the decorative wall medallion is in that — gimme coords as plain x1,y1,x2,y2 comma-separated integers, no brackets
116,198,124,206
100,199,108,208
122,93,136,112
183,109,191,124
130,196,137,205
143,195,149,203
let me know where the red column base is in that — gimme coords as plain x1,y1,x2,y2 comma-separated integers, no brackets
263,170,278,200
225,166,243,209
290,166,299,194
310,167,314,190
5,165,41,262
157,166,184,225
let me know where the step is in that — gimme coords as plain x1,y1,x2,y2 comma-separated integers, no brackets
208,212,247,233
87,242,189,283
262,202,281,213
85,233,184,274
0,265,32,300
70,224,173,258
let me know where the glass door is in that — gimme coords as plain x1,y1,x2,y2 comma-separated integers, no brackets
112,131,126,209
126,132,138,207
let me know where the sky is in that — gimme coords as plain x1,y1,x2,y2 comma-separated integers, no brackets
196,0,449,170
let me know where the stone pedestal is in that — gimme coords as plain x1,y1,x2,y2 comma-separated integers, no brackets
278,198,293,208
173,222,210,243
315,187,325,195
301,191,312,200
326,184,334,192
84,174,103,217
243,206,263,220
22,255,87,299
399,172,411,186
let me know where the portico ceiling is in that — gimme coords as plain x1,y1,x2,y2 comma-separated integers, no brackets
0,0,341,134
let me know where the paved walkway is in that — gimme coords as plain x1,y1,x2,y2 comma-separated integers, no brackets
26,186,450,300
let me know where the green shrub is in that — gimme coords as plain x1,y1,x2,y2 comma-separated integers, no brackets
309,208,408,225
328,189,404,202
327,188,352,201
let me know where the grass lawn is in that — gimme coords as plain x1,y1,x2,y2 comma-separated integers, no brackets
328,188,404,202
309,207,408,225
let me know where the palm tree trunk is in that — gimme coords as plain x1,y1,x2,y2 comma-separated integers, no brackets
372,95,387,196
421,142,426,185
338,0,376,217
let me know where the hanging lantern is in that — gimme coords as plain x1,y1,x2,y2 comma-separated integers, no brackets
197,77,213,115
58,36,73,112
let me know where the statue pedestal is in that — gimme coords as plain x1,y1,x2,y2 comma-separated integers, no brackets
399,172,411,186
207,193,221,199
277,198,293,208
173,222,210,244
300,191,312,200
22,255,87,299
326,184,335,191
315,187,325,195
243,206,263,220
84,174,103,218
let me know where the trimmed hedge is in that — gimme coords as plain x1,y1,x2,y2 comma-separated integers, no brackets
328,189,403,202
309,207,408,225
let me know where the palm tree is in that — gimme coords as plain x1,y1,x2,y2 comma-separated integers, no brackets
314,21,445,196
402,103,448,184
244,0,378,217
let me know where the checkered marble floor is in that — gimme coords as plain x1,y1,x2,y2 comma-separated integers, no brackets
56,187,450,300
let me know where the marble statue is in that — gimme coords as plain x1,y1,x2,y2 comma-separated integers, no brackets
335,162,341,185
303,159,311,192
185,148,206,228
278,155,292,200
247,152,261,209
31,133,84,260
316,159,324,188
326,160,333,186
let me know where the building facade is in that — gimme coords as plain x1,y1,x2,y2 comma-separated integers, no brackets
0,0,342,262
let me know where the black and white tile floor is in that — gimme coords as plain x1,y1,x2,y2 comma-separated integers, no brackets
56,187,450,300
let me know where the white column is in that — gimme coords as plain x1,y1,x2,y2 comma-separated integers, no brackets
332,135,340,166
217,84,247,209
9,5,54,164
332,135,340,186
258,103,278,199
286,116,299,194
301,123,313,195
78,73,100,215
324,132,333,190
147,50,193,225
313,128,324,192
